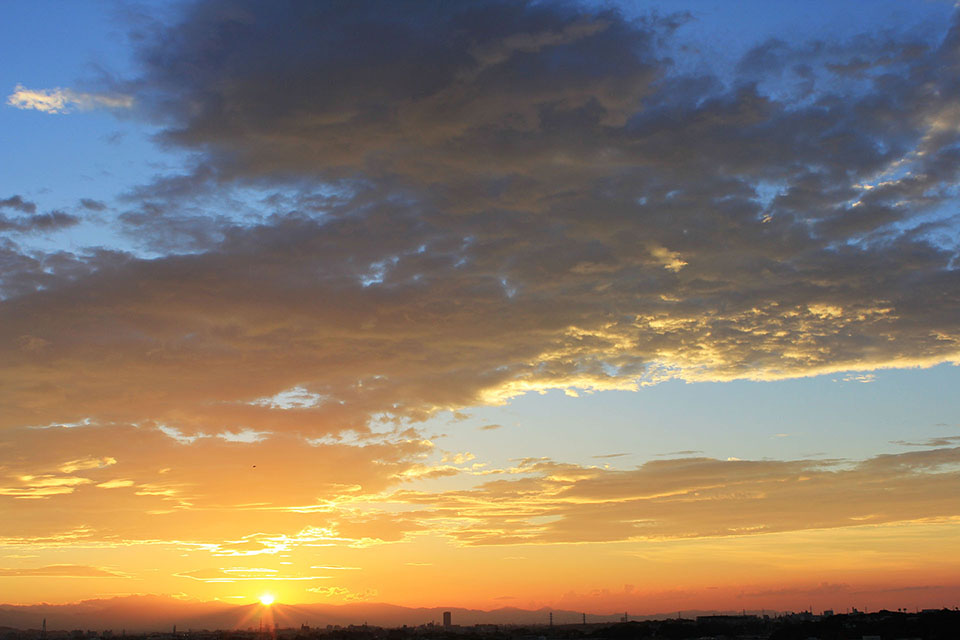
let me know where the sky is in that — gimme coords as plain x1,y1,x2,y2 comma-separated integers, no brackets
2,0,960,618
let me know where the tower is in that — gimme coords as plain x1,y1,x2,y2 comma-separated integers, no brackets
442,611,451,628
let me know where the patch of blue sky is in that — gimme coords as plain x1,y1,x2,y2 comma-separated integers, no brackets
500,277,518,298
427,362,960,470
0,1,182,195
0,1,216,259
752,180,784,211
360,256,400,287
835,183,960,254
610,0,955,88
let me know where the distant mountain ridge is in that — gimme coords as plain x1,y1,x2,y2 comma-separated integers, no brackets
0,595,739,632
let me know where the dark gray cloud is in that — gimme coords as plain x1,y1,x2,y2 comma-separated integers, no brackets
0,0,959,436
0,195,37,214
892,436,960,447
0,210,81,234
79,198,107,211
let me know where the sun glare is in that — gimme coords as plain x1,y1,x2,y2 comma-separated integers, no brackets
259,594,275,606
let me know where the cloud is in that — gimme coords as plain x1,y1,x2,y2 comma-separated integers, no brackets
96,479,135,489
2,0,957,441
59,456,117,473
175,567,333,582
5,422,956,552
0,423,434,547
0,210,81,234
738,582,851,598
0,475,92,499
0,564,126,578
0,196,37,214
79,199,107,211
306,585,378,601
384,448,960,544
837,373,877,383
892,436,960,447
0,195,79,235
0,527,95,548
6,84,133,114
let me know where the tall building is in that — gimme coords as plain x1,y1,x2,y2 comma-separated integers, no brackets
442,612,452,628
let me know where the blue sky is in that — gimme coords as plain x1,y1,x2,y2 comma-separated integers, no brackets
433,363,960,470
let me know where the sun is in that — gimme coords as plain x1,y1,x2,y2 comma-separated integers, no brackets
259,593,275,606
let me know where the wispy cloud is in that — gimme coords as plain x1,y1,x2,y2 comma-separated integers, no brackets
306,585,378,601
836,373,877,384
6,84,133,114
176,567,334,582
59,457,117,473
0,475,91,499
385,448,960,544
0,564,127,578
891,436,960,447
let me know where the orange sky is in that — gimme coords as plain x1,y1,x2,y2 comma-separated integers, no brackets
3,418,960,612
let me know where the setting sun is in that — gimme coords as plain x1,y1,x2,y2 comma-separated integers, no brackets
259,594,275,606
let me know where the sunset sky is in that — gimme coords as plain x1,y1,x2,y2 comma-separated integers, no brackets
2,0,960,618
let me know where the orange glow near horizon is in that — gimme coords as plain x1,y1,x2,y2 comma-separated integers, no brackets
2,418,960,613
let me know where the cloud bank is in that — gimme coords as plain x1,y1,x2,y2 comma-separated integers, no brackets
3,1,959,437
2,0,960,562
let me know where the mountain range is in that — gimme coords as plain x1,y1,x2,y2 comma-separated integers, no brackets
0,595,733,632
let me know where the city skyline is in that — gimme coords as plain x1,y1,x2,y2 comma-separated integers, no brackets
2,0,960,617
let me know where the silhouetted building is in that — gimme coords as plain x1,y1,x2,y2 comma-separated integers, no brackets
442,612,451,628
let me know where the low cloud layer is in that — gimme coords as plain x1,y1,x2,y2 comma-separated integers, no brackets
0,564,125,578
389,448,960,544
2,421,959,550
